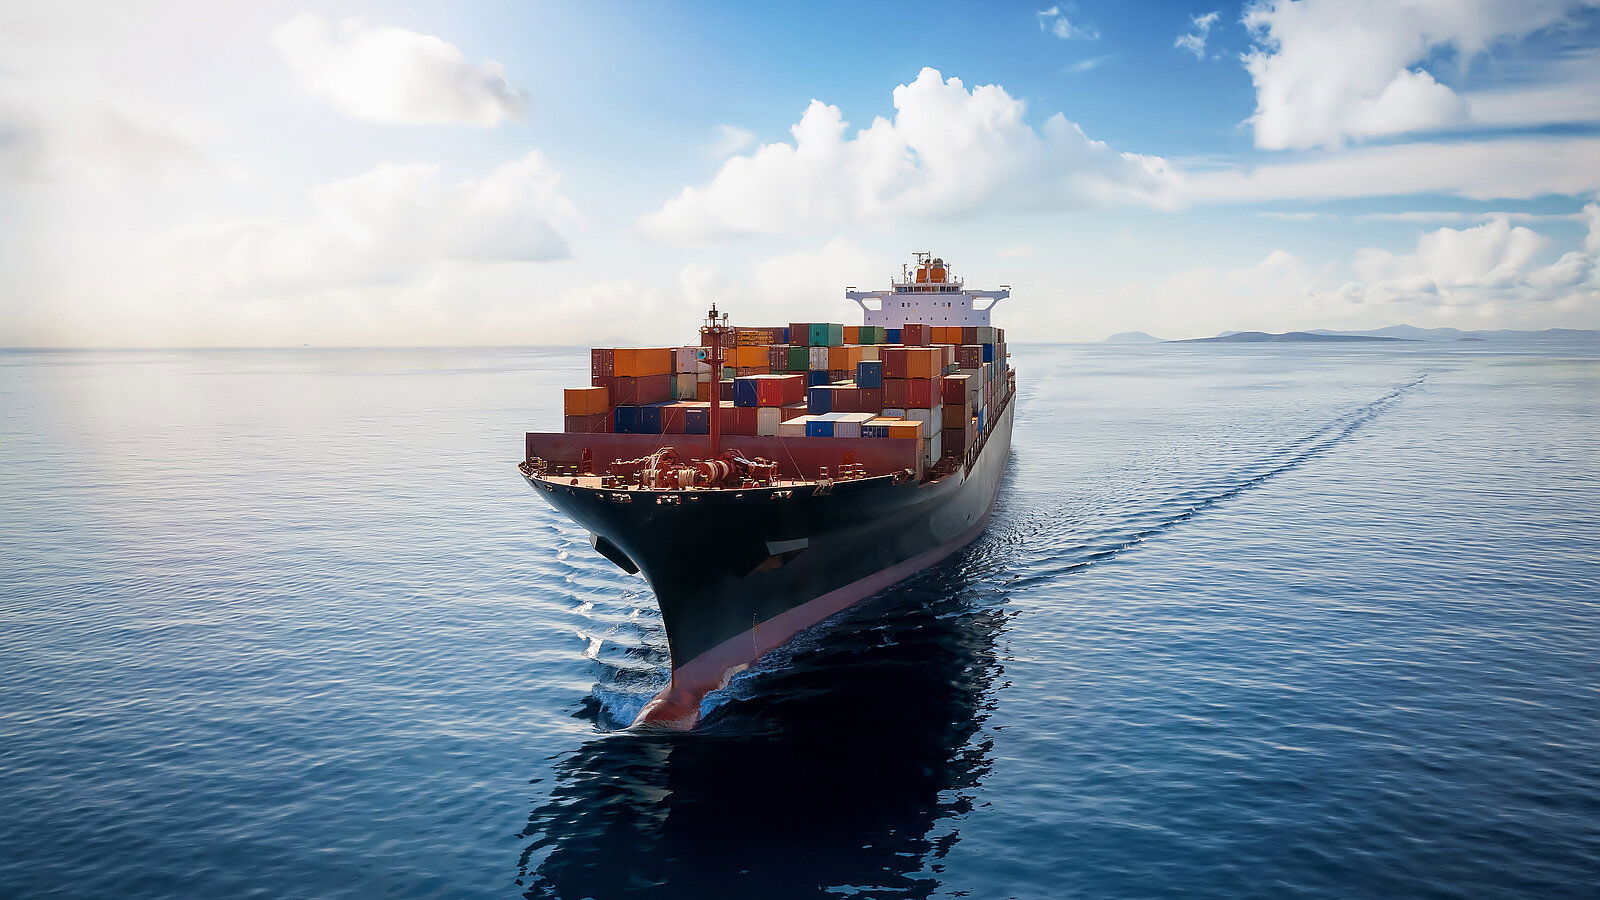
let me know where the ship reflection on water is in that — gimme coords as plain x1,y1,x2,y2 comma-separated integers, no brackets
516,541,1015,899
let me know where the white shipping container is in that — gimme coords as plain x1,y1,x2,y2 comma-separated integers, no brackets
922,429,943,468
976,326,997,344
881,407,907,418
778,415,815,438
830,412,875,438
756,406,782,436
673,373,697,399
859,346,880,362
809,347,830,371
906,408,937,438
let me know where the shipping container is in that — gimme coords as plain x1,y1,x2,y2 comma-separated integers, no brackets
614,348,674,378
906,407,937,438
906,377,935,409
673,373,697,400
806,370,830,387
563,386,609,417
805,417,834,437
843,325,860,344
733,377,761,408
563,413,610,434
756,406,782,436
806,385,835,415
906,347,939,378
942,403,967,428
941,374,973,405
830,412,876,439
886,328,902,343
606,374,672,405
857,359,883,389
754,373,806,407
886,420,921,440
778,415,814,438
957,345,983,369
901,322,928,345
684,407,709,435
883,378,908,407
591,348,615,378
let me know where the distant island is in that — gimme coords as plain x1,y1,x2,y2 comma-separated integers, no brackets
1170,331,1411,344
1103,331,1162,343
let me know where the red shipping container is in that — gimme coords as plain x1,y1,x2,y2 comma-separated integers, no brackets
943,427,970,455
700,330,735,350
857,387,883,412
660,403,691,434
591,348,615,377
942,374,973,405
902,322,928,345
756,373,806,408
564,413,610,434
907,377,935,409
961,326,978,344
779,403,809,421
882,348,908,378
611,374,672,405
942,404,967,428
883,378,908,407
958,345,983,369
591,373,616,392
717,405,759,435
719,379,735,401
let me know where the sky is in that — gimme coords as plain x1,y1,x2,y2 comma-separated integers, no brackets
2,0,1599,345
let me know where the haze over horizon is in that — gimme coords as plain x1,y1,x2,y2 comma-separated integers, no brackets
4,0,1599,347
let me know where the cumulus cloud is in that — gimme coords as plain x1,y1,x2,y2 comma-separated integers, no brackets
639,67,1180,243
1242,0,1597,150
1037,6,1099,40
1174,11,1221,59
163,151,575,295
1344,214,1595,305
271,13,527,126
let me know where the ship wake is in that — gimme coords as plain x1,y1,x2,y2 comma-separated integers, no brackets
1001,374,1427,587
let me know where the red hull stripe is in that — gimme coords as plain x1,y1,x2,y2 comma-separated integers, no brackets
632,503,997,730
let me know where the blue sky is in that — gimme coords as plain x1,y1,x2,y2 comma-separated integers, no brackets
2,0,1598,345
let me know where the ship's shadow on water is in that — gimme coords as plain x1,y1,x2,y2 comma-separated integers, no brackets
516,534,1017,899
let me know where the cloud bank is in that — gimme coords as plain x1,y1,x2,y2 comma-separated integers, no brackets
639,67,1181,243
1243,0,1599,149
272,14,527,126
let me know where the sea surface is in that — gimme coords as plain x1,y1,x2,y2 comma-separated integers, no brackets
3,341,1598,899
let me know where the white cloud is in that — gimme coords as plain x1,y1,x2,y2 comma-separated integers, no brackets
162,151,575,295
1067,55,1113,74
707,124,755,157
1174,11,1221,60
1037,6,1099,40
1189,136,1600,203
1344,215,1594,305
639,67,1181,243
1242,0,1597,150
271,13,527,126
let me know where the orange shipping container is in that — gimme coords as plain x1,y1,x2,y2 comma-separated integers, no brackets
906,347,939,378
730,345,769,367
613,347,673,377
563,386,609,416
828,344,865,371
843,325,860,344
886,421,922,439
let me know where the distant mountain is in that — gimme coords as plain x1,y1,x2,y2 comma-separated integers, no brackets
1307,325,1599,341
1103,331,1161,343
1170,331,1412,344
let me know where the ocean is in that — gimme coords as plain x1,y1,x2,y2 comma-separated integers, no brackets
2,341,1597,898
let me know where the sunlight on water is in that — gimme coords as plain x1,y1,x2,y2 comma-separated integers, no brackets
2,343,1597,898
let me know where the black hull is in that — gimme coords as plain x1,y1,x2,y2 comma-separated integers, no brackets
526,399,1014,723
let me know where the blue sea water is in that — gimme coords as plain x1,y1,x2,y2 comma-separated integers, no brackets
2,341,1597,899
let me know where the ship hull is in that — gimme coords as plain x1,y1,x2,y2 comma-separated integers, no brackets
527,400,1014,728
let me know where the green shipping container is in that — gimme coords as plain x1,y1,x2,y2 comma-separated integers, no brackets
787,345,809,371
807,323,828,346
860,325,885,345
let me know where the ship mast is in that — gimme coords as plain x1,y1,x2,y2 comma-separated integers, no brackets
700,303,730,457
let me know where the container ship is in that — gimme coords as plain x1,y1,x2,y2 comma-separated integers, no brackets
518,252,1015,729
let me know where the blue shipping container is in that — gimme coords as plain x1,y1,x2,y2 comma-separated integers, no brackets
806,370,830,387
636,403,665,434
862,424,890,438
982,343,995,362
887,328,902,343
806,419,835,437
856,361,883,388
732,376,761,408
613,405,639,434
807,386,834,415
684,408,709,435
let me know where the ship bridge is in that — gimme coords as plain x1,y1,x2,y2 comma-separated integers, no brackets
845,251,1009,327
